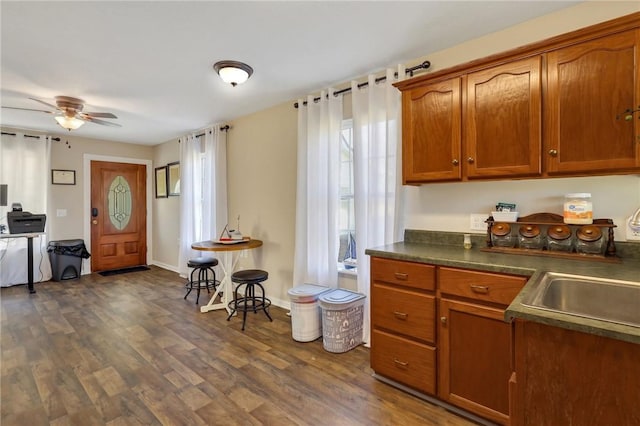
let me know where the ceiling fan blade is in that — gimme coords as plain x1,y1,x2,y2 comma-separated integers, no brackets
81,116,122,127
29,97,59,110
1,106,53,114
83,112,118,119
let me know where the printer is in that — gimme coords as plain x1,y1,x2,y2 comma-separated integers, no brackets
7,204,46,234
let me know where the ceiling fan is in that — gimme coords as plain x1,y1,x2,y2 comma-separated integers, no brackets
2,96,121,130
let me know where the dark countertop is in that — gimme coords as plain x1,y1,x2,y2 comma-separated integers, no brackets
365,231,640,345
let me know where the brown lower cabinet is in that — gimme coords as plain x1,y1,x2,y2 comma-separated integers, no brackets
438,299,512,424
512,320,640,426
370,257,526,425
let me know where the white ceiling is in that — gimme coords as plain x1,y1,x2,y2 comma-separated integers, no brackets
1,1,580,146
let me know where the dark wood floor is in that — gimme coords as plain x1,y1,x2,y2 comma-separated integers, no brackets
1,266,475,425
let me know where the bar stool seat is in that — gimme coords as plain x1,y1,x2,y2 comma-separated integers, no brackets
227,269,272,331
184,257,219,304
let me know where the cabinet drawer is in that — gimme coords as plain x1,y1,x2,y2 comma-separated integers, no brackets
439,267,527,305
371,329,436,395
371,257,436,291
372,283,435,343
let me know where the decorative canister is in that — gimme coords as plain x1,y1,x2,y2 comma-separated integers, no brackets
518,225,543,249
564,193,593,224
491,223,515,247
576,225,603,254
547,225,573,252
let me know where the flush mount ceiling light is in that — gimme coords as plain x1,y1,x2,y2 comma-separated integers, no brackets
55,115,85,130
213,60,253,87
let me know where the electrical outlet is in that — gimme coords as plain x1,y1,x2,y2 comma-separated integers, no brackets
627,217,640,241
470,214,488,231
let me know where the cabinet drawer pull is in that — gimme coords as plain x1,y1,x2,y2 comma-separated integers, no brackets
393,359,409,368
393,311,408,320
467,157,475,164
441,316,447,324
394,272,408,281
548,149,558,156
452,159,459,166
470,284,489,294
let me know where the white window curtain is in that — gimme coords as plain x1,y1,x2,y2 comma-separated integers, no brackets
0,133,52,286
293,89,343,288
352,66,406,344
178,127,228,277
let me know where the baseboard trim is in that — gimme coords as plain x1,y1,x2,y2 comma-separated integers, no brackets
372,373,498,426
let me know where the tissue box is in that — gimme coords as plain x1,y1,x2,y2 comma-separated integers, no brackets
491,211,519,222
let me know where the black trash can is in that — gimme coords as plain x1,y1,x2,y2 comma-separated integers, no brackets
47,239,91,281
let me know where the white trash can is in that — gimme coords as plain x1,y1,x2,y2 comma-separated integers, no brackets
319,289,366,353
287,283,331,342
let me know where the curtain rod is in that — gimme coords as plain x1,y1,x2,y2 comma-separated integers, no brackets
178,125,230,143
293,60,430,108
2,131,61,142
194,124,230,138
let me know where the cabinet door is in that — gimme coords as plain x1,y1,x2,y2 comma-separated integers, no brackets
513,321,640,426
546,29,640,174
402,78,462,183
439,299,511,425
465,57,542,178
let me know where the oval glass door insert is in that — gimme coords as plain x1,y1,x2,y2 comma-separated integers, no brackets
108,175,132,230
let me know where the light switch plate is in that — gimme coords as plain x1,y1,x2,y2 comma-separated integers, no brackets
470,214,488,231
626,217,640,241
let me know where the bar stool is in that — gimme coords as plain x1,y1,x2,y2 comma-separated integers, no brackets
227,269,272,331
184,257,218,304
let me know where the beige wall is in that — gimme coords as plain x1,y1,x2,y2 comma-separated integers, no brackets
403,1,640,239
413,1,640,74
226,102,299,305
2,126,154,273
150,2,640,307
6,2,639,305
152,139,180,270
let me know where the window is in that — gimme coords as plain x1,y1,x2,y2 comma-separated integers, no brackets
193,144,207,240
338,119,356,270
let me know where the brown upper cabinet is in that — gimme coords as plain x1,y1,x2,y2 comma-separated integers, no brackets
465,57,542,179
545,29,640,174
402,78,462,182
396,13,640,184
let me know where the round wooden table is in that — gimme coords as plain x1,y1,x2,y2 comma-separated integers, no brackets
191,238,263,313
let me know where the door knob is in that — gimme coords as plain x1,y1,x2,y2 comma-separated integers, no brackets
92,219,98,225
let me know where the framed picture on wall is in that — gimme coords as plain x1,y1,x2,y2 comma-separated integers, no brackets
155,166,168,198
168,161,180,196
52,169,76,185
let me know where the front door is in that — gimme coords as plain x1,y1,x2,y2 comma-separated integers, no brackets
90,161,147,272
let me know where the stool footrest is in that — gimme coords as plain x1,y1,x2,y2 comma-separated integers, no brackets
226,277,272,330
227,297,271,312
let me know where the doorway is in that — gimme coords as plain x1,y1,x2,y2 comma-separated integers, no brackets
90,160,147,272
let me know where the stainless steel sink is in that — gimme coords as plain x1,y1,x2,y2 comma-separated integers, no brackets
521,272,640,327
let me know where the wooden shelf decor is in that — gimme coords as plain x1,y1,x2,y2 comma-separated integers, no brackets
481,212,619,263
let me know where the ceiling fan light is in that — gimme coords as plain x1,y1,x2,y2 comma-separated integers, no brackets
55,115,84,130
213,60,253,86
